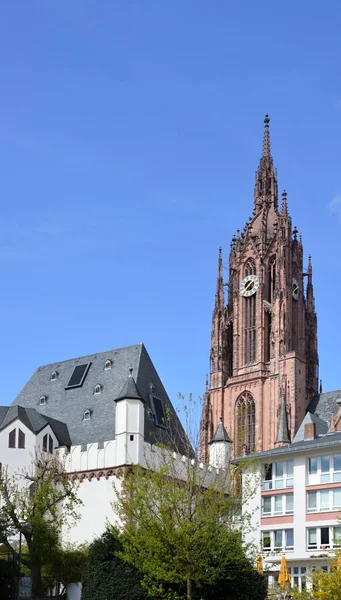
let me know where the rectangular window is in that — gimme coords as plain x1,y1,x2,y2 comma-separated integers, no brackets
320,527,330,547
48,435,53,454
262,497,271,515
309,457,318,475
18,429,25,449
285,529,294,549
307,491,317,512
274,495,283,514
334,454,341,482
334,527,341,547
333,489,341,509
262,461,293,490
321,456,331,483
320,490,329,510
65,363,91,390
286,494,294,514
308,528,317,549
43,433,48,453
262,531,271,550
8,429,16,448
274,530,282,548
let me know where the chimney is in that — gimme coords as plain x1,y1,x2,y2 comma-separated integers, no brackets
304,422,316,440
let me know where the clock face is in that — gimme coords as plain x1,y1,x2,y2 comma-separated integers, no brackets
292,278,299,301
240,274,259,297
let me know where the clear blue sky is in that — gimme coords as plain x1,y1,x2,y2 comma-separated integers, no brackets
0,1,341,411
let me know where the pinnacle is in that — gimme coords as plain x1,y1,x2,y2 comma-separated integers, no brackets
262,114,271,158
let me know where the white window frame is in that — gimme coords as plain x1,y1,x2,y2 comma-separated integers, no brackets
262,493,294,516
104,360,112,370
307,488,341,513
261,529,294,552
262,460,294,490
306,526,341,550
308,454,341,485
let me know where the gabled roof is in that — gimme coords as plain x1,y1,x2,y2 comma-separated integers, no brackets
11,343,189,452
293,411,329,443
0,405,70,447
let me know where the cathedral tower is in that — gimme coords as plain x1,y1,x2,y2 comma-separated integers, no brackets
200,116,319,460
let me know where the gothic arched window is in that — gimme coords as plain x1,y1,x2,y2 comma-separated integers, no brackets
235,391,256,456
243,260,256,364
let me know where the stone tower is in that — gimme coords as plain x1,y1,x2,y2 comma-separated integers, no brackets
200,116,318,460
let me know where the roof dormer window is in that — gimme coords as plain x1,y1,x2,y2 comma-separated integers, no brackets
104,360,112,370
39,395,47,406
94,384,102,395
83,409,91,421
51,371,58,381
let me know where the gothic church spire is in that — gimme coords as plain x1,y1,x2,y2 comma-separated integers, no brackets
254,115,278,213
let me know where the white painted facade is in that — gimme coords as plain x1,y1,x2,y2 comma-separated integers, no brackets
243,441,341,591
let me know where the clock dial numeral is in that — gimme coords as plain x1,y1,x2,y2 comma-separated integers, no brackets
292,278,299,301
240,274,259,297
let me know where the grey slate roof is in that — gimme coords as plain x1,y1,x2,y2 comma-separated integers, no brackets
307,390,341,425
209,418,231,443
0,405,71,446
12,343,189,453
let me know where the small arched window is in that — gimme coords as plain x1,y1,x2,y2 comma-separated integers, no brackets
94,384,102,395
104,360,112,370
83,409,91,421
39,395,47,406
51,371,58,381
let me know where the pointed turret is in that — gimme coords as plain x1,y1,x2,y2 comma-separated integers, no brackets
215,247,224,309
306,255,315,312
275,392,290,445
209,416,232,468
254,115,278,213
281,190,288,217
115,367,144,403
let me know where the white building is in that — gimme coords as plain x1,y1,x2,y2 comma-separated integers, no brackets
1,343,229,546
1,344,192,544
241,404,341,592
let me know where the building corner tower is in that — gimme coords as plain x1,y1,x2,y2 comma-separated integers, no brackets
200,116,319,459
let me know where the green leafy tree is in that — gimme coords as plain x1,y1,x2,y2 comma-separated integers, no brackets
113,439,259,600
0,451,82,598
43,544,88,598
82,528,149,600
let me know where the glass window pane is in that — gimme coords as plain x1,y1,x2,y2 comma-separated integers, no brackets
286,460,293,476
263,497,271,514
262,531,271,549
286,477,293,488
285,529,294,548
334,472,341,483
334,527,341,546
264,464,272,481
275,495,283,513
321,527,329,545
309,457,317,474
334,454,341,472
307,491,317,511
333,489,341,508
275,479,284,489
286,494,294,512
276,463,284,477
320,490,330,510
321,456,330,473
308,529,317,545
321,473,330,484
274,530,283,548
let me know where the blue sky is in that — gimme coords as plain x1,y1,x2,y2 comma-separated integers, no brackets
0,1,341,412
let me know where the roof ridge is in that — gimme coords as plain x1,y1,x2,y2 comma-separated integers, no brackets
35,343,144,370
